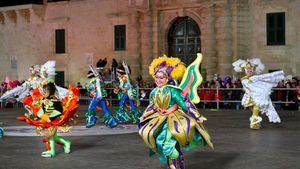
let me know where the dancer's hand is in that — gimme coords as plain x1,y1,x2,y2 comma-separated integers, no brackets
196,116,207,124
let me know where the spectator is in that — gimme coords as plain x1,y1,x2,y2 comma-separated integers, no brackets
97,57,107,69
284,81,297,110
232,82,243,110
273,81,285,110
208,80,216,108
223,79,233,109
198,81,211,108
111,58,118,82
215,80,223,99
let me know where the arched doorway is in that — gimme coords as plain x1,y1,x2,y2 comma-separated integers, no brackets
168,17,201,64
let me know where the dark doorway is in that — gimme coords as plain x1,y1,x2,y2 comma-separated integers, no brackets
55,71,65,87
168,17,201,65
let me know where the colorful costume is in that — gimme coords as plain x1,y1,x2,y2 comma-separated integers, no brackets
85,66,117,128
18,83,79,157
0,61,68,116
114,62,141,123
17,61,79,158
0,65,42,113
139,54,213,169
233,58,284,129
0,127,3,138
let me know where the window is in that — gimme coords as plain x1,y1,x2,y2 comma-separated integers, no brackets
114,25,126,51
55,71,65,87
55,29,65,54
267,12,285,45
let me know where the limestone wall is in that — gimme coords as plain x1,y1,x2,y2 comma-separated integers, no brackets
248,0,300,76
0,0,298,86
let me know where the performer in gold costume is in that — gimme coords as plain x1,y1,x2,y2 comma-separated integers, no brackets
233,58,284,129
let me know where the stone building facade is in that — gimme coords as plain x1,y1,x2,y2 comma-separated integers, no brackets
0,0,299,85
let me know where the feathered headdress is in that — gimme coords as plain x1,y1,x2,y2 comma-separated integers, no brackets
30,65,40,76
149,55,186,80
232,58,264,74
87,70,95,78
41,60,56,80
116,62,131,75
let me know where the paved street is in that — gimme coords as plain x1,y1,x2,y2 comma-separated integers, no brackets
0,106,299,169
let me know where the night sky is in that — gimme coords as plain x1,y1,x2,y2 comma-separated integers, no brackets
0,0,69,7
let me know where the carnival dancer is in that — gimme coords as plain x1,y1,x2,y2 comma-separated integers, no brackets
232,58,284,129
0,65,42,115
0,127,3,138
0,65,40,139
13,60,78,157
0,65,41,100
85,65,117,128
0,61,68,116
18,82,78,157
139,53,213,169
114,62,141,123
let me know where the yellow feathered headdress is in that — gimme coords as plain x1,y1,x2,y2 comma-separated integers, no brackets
149,55,186,80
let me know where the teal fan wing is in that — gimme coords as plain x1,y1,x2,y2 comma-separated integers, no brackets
179,53,203,104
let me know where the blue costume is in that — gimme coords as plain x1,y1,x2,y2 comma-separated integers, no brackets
114,63,141,123
85,71,117,128
0,127,3,138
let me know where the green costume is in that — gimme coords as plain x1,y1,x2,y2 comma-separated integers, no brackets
139,54,213,169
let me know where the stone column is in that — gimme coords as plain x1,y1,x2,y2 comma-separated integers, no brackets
202,5,217,81
151,9,159,58
215,4,233,77
0,12,5,24
140,10,153,80
128,10,141,78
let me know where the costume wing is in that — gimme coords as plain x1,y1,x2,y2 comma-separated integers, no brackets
55,86,69,100
179,53,203,104
41,60,56,82
250,70,284,86
0,82,30,101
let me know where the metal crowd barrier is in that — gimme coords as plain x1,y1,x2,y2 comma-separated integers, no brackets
77,87,297,110
0,87,298,110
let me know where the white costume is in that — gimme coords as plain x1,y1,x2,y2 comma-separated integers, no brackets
233,58,284,129
241,70,284,123
0,61,68,101
40,60,68,100
0,66,41,101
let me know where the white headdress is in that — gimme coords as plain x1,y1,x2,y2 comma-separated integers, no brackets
232,58,265,74
41,60,56,80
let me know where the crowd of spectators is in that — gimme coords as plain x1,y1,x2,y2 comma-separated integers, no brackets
0,78,22,108
197,76,299,110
